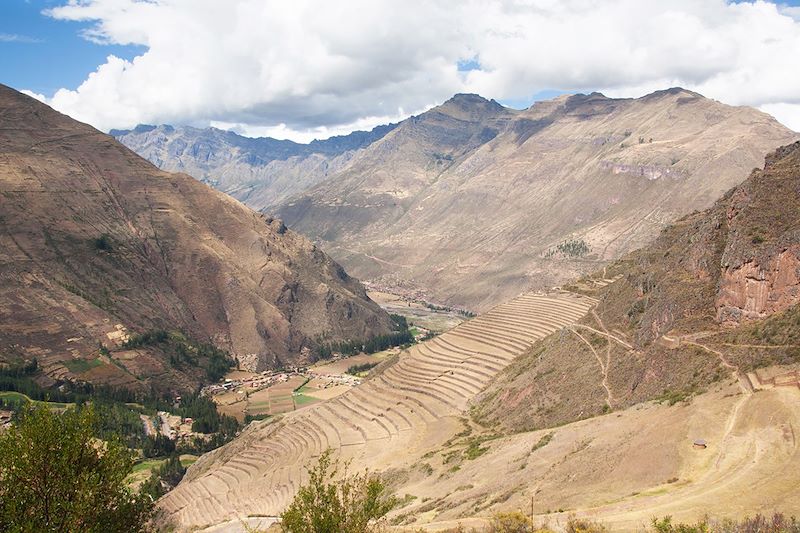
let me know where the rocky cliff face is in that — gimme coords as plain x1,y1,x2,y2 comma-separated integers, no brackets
0,85,391,391
716,142,800,323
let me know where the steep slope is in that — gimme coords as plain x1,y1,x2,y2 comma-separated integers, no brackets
0,85,391,391
474,141,800,433
113,122,397,211
277,89,797,311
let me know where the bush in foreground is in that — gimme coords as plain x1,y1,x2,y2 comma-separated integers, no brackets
652,513,800,533
0,405,153,532
279,449,396,533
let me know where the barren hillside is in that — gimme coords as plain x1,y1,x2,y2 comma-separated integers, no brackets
475,141,800,433
161,143,800,532
0,85,391,392
276,89,797,311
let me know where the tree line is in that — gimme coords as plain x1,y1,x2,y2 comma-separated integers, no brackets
313,314,414,361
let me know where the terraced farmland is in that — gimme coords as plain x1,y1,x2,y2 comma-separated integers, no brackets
159,291,596,529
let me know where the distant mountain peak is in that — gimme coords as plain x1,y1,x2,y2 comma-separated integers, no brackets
642,87,702,99
446,93,491,104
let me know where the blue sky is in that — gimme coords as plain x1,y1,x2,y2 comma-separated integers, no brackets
2,1,800,141
1,0,145,95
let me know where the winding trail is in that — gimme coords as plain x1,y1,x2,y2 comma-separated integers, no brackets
570,328,614,407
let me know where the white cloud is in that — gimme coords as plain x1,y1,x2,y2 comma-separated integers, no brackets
0,33,43,43
760,102,800,131
36,0,800,140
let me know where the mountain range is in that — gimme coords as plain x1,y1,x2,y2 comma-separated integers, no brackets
111,122,397,211
116,89,798,312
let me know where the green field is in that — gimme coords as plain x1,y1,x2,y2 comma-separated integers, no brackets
0,391,73,409
63,358,103,374
131,458,165,474
292,393,319,406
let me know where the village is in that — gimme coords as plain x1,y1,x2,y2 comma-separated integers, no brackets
203,351,394,423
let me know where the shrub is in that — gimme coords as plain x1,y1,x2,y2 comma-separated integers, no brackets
280,449,396,533
93,234,113,252
346,362,379,375
651,514,800,533
566,516,607,533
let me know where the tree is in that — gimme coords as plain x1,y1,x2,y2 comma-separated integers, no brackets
0,405,153,532
280,450,396,533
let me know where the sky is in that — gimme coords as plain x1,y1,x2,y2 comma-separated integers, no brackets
2,0,800,142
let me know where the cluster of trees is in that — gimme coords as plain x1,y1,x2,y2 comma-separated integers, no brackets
424,302,476,317
178,393,239,435
1,358,239,457
313,330,413,361
140,455,186,500
123,330,235,381
346,362,379,375
0,359,75,406
313,313,415,361
81,399,151,449
544,238,591,259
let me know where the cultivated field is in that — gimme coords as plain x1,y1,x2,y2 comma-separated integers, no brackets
159,290,596,529
245,375,307,417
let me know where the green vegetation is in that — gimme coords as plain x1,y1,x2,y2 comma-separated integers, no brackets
313,314,415,361
424,302,476,317
1,357,240,460
92,233,113,252
293,392,319,406
123,329,235,381
651,514,799,533
544,238,591,259
244,413,271,424
436,513,799,533
464,440,489,460
280,450,396,533
62,357,103,374
531,432,554,453
140,454,187,500
0,405,153,532
179,393,238,435
654,387,696,406
346,361,379,375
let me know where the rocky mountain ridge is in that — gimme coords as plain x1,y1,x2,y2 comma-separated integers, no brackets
113,121,397,211
277,88,798,311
